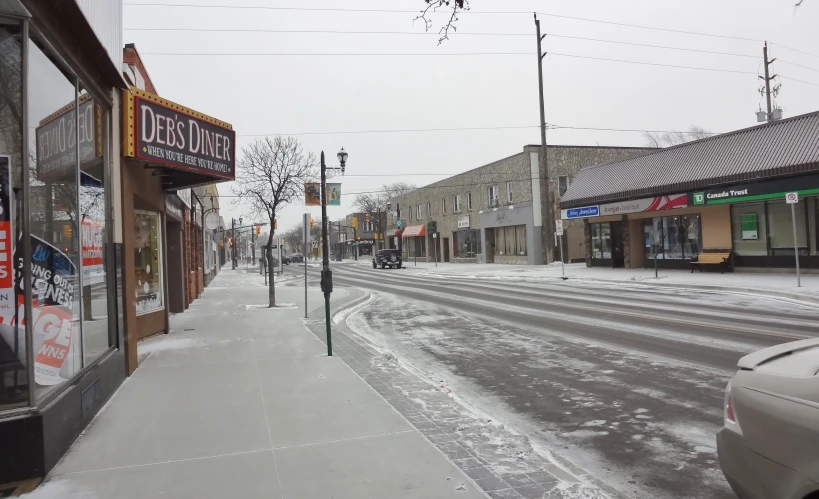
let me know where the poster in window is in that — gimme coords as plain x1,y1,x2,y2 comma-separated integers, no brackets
740,213,758,240
134,211,163,315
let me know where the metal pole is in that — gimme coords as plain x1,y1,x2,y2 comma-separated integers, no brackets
231,218,236,269
535,15,554,264
320,152,333,356
304,213,308,318
559,234,565,276
791,203,801,287
434,234,438,267
653,226,659,279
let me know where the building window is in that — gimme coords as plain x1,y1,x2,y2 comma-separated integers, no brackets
409,208,413,221
467,192,472,211
559,176,570,197
453,194,461,213
494,225,527,256
427,201,431,218
768,201,807,256
488,186,498,206
442,197,447,215
507,182,513,203
417,204,422,219
453,229,481,258
643,215,702,260
134,211,164,315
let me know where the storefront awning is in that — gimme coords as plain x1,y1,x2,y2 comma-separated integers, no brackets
394,228,404,237
402,225,426,237
123,87,236,190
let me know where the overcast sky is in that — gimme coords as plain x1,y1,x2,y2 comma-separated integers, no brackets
123,0,819,232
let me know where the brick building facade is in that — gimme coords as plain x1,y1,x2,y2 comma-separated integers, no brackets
388,145,654,265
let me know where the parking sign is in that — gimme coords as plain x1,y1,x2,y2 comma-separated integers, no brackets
555,219,564,236
786,192,799,204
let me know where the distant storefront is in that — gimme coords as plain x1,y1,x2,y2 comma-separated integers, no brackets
480,202,540,265
560,111,819,271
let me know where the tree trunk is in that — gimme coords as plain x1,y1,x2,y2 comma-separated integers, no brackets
266,241,276,308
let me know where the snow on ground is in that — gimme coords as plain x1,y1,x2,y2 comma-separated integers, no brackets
345,259,819,298
344,291,737,499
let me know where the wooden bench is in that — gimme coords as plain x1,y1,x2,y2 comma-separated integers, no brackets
690,252,731,273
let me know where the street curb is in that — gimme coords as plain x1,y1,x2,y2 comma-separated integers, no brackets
564,278,819,307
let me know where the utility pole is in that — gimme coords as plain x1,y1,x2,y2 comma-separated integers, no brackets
397,203,402,255
535,14,554,264
762,41,775,122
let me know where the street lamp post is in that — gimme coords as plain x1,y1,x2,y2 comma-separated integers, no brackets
320,147,347,357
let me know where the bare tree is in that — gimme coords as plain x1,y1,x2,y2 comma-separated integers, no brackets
233,136,317,307
642,126,713,148
417,0,468,44
353,182,416,214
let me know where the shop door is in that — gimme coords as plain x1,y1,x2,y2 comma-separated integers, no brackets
166,221,186,313
443,237,450,262
611,222,625,268
485,228,495,263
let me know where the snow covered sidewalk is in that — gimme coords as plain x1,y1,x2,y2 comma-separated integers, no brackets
384,260,819,303
21,271,486,499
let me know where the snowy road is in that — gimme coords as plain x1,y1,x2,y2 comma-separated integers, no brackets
290,263,819,499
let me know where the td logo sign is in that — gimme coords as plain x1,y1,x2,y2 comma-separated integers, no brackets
693,192,705,205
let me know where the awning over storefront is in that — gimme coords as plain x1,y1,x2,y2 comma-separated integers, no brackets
394,228,404,237
122,87,236,190
402,225,426,237
561,111,819,208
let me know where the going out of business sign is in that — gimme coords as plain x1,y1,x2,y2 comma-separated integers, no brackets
690,174,819,205
134,96,236,180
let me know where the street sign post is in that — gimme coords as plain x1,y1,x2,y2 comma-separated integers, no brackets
433,232,438,267
555,220,565,276
786,192,801,287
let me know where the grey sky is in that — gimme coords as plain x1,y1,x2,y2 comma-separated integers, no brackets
122,0,819,232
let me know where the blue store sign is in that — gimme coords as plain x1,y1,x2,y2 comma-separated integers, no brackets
562,206,599,219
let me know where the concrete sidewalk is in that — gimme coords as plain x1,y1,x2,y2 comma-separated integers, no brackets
23,269,486,499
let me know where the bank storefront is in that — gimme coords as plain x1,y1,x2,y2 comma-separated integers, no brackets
692,174,819,269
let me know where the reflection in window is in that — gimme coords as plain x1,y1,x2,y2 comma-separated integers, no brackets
134,211,163,315
453,229,480,258
590,223,611,259
0,18,24,411
768,201,807,255
642,215,702,260
28,35,82,398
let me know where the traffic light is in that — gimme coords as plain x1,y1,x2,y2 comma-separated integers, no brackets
365,213,370,223
309,218,315,229
351,217,358,230
273,219,278,230
256,225,261,235
62,225,72,238
229,238,234,247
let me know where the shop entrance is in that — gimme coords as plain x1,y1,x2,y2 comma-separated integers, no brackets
485,228,495,263
611,222,625,268
443,237,450,262
166,221,185,313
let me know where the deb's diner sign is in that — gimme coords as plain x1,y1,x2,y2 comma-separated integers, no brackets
128,90,235,180
36,97,102,179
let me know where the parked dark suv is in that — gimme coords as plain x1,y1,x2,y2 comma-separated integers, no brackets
290,253,304,263
373,249,402,269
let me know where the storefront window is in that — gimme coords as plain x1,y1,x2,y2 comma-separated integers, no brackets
494,225,526,256
134,211,163,315
590,223,611,259
731,203,767,256
768,201,807,256
453,229,481,258
0,18,24,411
28,34,82,399
79,91,112,365
811,197,819,256
642,216,702,260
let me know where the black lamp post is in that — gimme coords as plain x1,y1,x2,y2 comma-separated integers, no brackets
320,147,347,356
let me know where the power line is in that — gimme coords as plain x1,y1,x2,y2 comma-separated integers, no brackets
547,52,758,75
770,42,819,61
237,124,719,137
780,75,819,86
778,59,819,73
123,27,759,60
123,3,769,44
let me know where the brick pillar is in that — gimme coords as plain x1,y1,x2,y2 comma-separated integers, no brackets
583,219,592,267
621,215,631,268
183,213,192,308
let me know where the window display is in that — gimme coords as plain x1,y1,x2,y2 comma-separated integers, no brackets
453,229,480,258
590,223,611,259
134,211,163,314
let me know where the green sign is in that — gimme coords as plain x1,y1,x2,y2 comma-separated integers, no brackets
693,192,705,205
396,219,403,228
688,175,819,206
740,213,758,240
